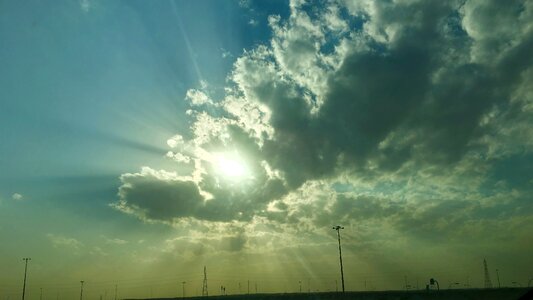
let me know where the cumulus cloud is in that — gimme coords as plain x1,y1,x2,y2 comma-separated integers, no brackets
12,193,23,201
114,0,533,256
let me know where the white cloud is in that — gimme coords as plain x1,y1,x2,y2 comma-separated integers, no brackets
238,0,250,9
80,0,91,12
102,235,128,245
114,0,533,260
12,193,23,201
89,246,109,256
47,234,83,251
221,48,233,59
185,89,213,106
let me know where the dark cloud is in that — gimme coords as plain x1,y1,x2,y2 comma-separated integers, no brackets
220,233,247,252
117,169,204,221
255,0,532,184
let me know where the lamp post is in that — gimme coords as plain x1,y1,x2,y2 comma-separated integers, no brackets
182,281,186,298
21,258,31,300
80,281,84,300
332,225,345,293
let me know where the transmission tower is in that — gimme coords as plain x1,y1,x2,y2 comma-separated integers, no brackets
202,266,208,297
483,259,492,288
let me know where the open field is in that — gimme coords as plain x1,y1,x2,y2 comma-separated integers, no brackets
130,288,532,300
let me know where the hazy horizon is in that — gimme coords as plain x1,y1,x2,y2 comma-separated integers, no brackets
1,0,532,299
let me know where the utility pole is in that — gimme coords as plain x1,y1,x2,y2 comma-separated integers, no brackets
299,281,301,293
332,226,345,293
79,281,84,300
496,269,501,288
247,280,249,295
182,282,186,298
255,282,257,294
40,288,42,300
335,280,338,292
114,285,117,300
22,258,31,300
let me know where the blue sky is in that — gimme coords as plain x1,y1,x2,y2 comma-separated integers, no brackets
1,0,533,298
1,0,287,213
0,0,291,296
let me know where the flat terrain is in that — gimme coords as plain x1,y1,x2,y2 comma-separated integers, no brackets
130,288,532,300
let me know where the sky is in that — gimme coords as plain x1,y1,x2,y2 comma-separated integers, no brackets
1,0,533,298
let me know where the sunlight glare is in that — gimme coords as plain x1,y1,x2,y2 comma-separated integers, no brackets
215,154,248,178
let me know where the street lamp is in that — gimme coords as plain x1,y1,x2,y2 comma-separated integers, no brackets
332,225,345,293
80,281,84,300
21,258,31,300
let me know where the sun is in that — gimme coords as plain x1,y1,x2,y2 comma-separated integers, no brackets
215,153,248,178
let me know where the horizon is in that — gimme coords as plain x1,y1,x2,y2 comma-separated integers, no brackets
1,0,532,299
